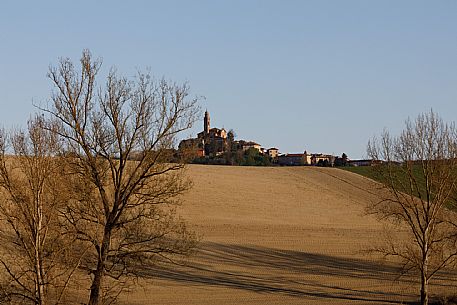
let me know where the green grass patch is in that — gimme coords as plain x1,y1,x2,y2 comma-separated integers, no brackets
341,166,379,181
342,165,427,196
341,165,457,208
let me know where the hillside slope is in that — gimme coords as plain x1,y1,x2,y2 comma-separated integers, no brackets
181,165,381,253
120,165,456,305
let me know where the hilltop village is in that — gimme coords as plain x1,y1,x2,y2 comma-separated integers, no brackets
179,111,372,166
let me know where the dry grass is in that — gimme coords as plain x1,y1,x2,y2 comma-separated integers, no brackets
2,164,456,304
114,165,457,305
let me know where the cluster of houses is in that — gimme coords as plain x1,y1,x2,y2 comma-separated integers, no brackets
179,110,263,158
274,151,379,167
179,111,376,167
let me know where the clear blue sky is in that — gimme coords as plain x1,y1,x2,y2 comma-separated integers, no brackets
1,1,456,158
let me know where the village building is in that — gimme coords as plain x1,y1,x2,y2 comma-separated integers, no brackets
310,153,335,166
197,111,227,155
229,140,261,154
179,110,268,160
179,110,228,157
278,152,307,166
267,148,279,159
179,111,358,167
347,159,383,167
277,151,337,166
180,110,264,160
242,141,261,152
178,137,204,158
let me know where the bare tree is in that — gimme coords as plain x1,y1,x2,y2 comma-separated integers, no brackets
367,110,457,305
42,50,199,305
0,116,81,305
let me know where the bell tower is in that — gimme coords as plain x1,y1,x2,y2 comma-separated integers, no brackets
204,110,210,134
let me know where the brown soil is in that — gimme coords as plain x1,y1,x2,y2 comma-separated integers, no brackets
119,165,457,305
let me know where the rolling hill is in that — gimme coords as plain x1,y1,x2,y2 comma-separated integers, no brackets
118,165,456,305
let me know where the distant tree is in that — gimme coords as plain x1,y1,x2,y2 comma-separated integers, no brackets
42,50,199,305
261,154,272,166
334,153,348,167
233,149,244,166
341,153,348,165
192,156,209,165
224,129,236,165
227,129,235,143
242,148,270,166
367,110,457,305
342,153,348,166
243,148,257,166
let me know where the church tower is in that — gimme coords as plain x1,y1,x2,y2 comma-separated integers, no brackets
204,110,210,134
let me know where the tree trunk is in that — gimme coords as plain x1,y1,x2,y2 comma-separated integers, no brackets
35,247,45,305
88,227,112,305
35,200,45,305
420,271,428,305
35,252,45,305
421,241,429,305
35,254,46,305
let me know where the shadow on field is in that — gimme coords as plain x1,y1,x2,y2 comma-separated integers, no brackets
137,242,434,304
